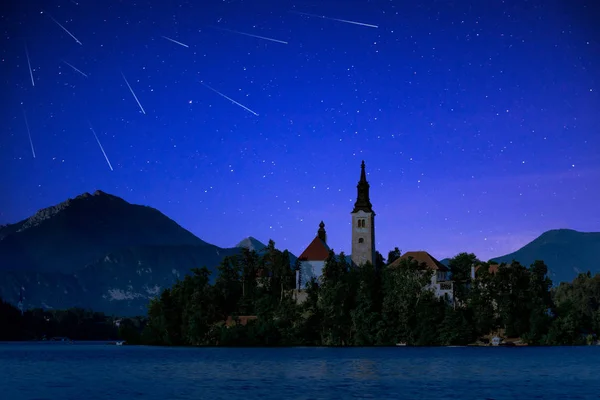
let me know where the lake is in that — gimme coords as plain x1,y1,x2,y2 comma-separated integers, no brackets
1,343,599,400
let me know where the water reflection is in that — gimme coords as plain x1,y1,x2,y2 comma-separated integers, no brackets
1,345,600,400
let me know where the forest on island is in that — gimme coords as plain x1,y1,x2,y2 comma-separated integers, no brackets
1,241,599,346
140,241,600,346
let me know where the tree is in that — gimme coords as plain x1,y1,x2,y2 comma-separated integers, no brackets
447,252,480,306
214,256,242,318
380,257,434,345
387,247,401,265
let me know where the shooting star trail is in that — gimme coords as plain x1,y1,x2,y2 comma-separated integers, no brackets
88,122,113,171
291,11,379,29
22,108,36,158
62,60,88,77
199,81,259,116
121,72,146,114
46,13,83,45
211,27,288,44
161,35,189,48
24,43,35,87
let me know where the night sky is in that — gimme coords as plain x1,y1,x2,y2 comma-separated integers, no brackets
1,0,599,262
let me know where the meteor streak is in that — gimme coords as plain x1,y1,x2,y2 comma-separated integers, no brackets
47,13,83,45
121,72,146,114
161,35,189,48
22,108,36,158
211,27,288,44
291,11,379,29
89,122,113,171
62,60,88,77
24,44,35,87
199,81,259,116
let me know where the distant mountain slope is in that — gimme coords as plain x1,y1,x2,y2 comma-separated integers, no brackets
0,190,207,274
0,244,240,316
0,190,240,315
490,229,600,284
236,236,298,266
236,237,267,252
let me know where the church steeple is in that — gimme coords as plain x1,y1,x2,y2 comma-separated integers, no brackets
350,160,376,267
352,160,373,213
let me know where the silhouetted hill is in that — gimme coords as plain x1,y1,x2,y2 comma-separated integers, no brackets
0,190,239,315
490,229,600,284
0,190,207,274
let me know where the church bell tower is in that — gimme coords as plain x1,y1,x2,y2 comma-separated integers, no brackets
351,160,375,266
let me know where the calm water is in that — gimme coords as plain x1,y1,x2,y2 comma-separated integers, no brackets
1,343,599,400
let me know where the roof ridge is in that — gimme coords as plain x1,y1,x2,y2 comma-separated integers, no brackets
298,236,330,261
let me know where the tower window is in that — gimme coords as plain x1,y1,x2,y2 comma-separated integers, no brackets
358,238,364,244
357,219,361,228
361,220,366,228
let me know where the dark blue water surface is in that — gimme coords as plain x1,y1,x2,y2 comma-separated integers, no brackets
1,343,599,400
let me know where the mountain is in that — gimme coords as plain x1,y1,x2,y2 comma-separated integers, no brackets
0,190,240,315
0,244,240,316
236,237,268,252
0,190,207,274
236,236,298,265
490,229,600,284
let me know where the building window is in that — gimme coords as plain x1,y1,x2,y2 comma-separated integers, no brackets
357,219,361,228
358,238,364,244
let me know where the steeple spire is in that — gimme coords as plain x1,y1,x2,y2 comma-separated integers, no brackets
317,221,326,243
352,160,373,213
360,160,367,182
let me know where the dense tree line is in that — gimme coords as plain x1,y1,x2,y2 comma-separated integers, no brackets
141,241,600,346
2,242,598,346
0,300,145,343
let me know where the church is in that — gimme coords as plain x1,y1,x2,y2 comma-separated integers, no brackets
295,161,453,303
295,160,375,289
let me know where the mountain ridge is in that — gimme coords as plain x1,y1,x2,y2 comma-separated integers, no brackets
0,190,239,315
439,229,600,284
236,236,268,252
489,228,600,284
0,189,209,274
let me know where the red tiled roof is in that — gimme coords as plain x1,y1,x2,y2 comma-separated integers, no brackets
475,263,499,275
388,251,449,272
298,237,330,261
225,315,257,327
